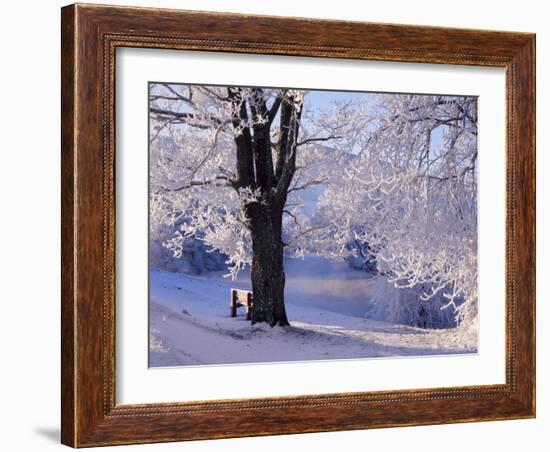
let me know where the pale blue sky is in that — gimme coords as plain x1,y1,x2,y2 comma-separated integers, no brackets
305,90,373,110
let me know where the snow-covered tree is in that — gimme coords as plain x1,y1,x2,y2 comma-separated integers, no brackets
313,94,478,326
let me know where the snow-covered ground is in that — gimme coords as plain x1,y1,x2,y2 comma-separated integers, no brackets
149,258,477,367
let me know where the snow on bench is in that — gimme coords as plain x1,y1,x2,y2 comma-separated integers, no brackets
230,288,253,320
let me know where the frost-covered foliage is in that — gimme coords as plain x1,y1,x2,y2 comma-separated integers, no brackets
365,277,458,329
345,240,377,272
312,95,478,326
149,84,478,328
149,84,346,278
149,222,227,275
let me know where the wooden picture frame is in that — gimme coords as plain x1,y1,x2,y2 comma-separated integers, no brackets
61,3,535,447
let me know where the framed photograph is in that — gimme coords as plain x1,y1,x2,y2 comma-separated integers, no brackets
61,3,535,447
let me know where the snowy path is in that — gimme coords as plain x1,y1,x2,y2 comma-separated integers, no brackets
149,266,476,367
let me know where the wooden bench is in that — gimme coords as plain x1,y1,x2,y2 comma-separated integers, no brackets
230,288,253,320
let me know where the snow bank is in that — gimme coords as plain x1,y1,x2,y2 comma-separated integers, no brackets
148,267,477,367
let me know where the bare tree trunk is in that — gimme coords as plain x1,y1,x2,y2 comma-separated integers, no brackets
248,203,289,326
226,87,300,327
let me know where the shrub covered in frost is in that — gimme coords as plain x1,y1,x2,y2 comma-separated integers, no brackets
149,223,227,275
365,277,459,329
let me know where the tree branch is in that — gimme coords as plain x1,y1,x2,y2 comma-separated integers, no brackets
267,96,283,126
196,85,231,102
274,93,303,205
157,83,195,106
288,179,328,193
149,108,223,129
250,88,275,191
297,135,342,147
227,87,255,189
156,175,236,193
283,209,299,225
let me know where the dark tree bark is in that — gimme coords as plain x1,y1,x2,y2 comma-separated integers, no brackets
227,87,302,326
247,202,288,326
